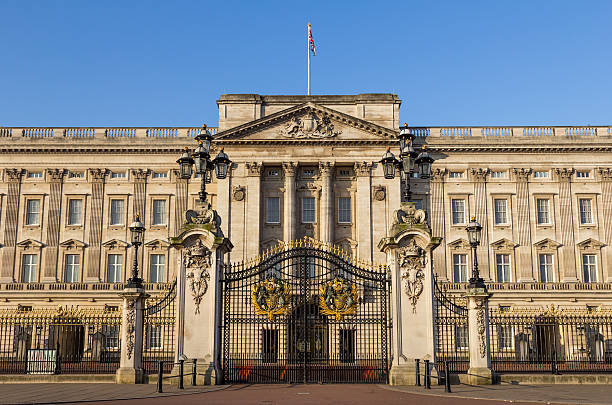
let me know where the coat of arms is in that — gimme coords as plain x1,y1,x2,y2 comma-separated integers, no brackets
279,112,340,139
319,277,359,320
251,277,291,320
185,239,212,314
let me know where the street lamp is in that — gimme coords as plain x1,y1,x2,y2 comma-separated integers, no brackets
380,123,435,201
127,214,146,288
466,216,485,289
177,125,231,203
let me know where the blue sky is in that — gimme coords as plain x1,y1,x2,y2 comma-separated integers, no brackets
1,1,610,127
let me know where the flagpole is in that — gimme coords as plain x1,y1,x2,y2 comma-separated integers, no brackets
307,23,311,96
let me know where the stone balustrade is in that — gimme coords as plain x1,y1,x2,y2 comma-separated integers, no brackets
415,126,612,138
442,281,612,291
0,282,171,291
0,127,218,139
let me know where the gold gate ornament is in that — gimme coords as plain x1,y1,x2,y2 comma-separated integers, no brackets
319,277,359,321
251,278,291,320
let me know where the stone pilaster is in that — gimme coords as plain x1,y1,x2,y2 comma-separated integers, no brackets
430,168,447,280
245,162,262,258
1,169,23,281
555,168,577,281
465,288,493,385
282,162,297,242
319,162,334,244
115,287,149,384
512,168,534,281
131,169,148,219
355,162,372,261
42,169,66,281
471,168,490,280
598,168,612,281
86,169,107,281
173,170,189,234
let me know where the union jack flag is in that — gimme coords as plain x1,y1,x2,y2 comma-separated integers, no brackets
309,25,316,56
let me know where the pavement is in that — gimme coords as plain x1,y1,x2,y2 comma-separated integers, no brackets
2,383,612,405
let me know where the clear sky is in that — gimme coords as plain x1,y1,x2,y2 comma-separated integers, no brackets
1,0,610,127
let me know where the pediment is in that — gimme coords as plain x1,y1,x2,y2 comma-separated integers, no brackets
59,239,87,249
490,238,518,251
102,239,129,250
214,102,396,143
577,238,605,251
533,238,561,251
144,239,171,250
17,239,44,249
448,238,470,250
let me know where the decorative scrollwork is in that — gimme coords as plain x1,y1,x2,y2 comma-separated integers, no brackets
125,299,136,360
399,240,426,313
475,299,487,358
251,277,291,320
319,277,359,321
185,239,212,315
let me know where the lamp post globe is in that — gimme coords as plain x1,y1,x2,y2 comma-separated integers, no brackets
127,215,146,288
466,216,485,289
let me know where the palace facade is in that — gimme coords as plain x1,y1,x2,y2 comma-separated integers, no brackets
0,93,611,310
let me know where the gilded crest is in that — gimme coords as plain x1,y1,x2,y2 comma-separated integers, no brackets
319,277,359,321
251,277,291,320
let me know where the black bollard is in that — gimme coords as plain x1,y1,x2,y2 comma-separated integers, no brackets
444,361,451,393
424,359,431,389
415,359,421,386
192,359,197,386
178,359,184,389
157,361,164,393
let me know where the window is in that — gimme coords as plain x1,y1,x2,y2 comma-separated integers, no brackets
110,171,126,179
107,254,123,283
104,325,120,349
576,171,590,178
451,199,465,225
146,325,162,349
67,199,83,226
449,171,464,179
26,171,42,179
339,329,356,363
491,171,506,179
536,199,550,224
265,197,280,224
110,199,124,226
150,254,165,283
64,254,80,283
583,254,597,283
533,171,549,178
496,254,511,282
455,325,468,349
453,254,468,282
302,197,315,223
302,169,315,178
338,169,351,177
494,199,508,225
338,197,351,224
152,200,166,225
539,254,554,282
22,254,37,283
152,172,168,179
267,169,279,177
68,171,85,179
579,199,593,224
25,199,41,226
262,329,279,363
497,326,513,349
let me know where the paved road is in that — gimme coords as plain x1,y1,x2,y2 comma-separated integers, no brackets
3,383,612,405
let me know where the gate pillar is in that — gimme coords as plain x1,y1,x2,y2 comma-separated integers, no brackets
115,287,149,384
378,202,441,385
170,202,233,385
465,288,493,384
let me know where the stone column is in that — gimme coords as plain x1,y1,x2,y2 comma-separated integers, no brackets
355,162,373,261
0,169,23,282
597,168,612,281
513,168,535,281
86,169,107,281
319,162,334,244
131,169,148,219
245,162,262,258
465,287,493,385
555,168,577,281
430,168,447,280
471,168,490,280
115,286,149,384
173,170,189,233
282,162,297,242
42,169,65,282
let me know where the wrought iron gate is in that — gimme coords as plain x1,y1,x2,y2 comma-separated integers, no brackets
222,240,390,384
433,277,469,372
142,281,177,374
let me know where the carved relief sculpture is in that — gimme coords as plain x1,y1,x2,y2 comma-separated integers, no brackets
184,239,212,315
125,298,136,360
475,299,487,358
398,239,426,313
280,111,340,139
319,276,359,320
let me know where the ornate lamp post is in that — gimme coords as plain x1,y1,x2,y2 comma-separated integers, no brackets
127,215,146,288
380,124,435,201
466,216,485,289
177,124,231,203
